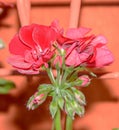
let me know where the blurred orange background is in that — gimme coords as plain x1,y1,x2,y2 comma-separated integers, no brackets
0,0,119,130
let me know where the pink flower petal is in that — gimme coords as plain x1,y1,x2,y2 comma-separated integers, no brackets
66,49,89,66
8,55,32,69
66,27,91,39
88,47,114,67
17,69,39,74
91,35,107,46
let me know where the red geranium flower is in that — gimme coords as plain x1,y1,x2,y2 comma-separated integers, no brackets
57,27,114,67
8,23,57,74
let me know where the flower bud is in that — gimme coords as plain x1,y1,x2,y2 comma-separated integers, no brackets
33,93,45,104
79,75,91,87
27,92,47,110
60,48,66,56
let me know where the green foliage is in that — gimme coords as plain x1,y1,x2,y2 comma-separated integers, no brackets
0,78,15,94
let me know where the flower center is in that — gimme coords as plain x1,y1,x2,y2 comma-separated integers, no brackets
32,45,43,60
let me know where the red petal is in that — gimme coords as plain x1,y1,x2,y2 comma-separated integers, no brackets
33,25,57,50
9,34,30,56
19,24,38,48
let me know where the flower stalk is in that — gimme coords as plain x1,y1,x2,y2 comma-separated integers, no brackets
54,108,62,130
65,115,73,130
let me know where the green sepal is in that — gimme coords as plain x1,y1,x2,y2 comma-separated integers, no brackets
64,79,83,89
64,66,74,75
71,87,86,105
73,78,83,87
67,66,85,82
62,89,74,101
58,96,64,110
75,105,85,117
83,67,97,78
65,100,75,119
67,71,78,82
62,82,72,89
71,100,85,117
49,98,58,118
38,84,53,93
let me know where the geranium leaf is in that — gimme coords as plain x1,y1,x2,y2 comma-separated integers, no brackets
0,79,15,94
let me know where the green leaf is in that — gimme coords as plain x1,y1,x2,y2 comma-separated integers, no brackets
112,128,119,130
49,98,58,118
0,79,15,94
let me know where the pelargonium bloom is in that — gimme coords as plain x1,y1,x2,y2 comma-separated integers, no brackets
57,27,114,68
8,23,58,74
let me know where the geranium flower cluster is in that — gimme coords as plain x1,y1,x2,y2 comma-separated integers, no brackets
8,20,113,74
8,20,114,119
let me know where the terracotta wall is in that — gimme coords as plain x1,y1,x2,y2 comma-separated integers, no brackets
0,0,119,130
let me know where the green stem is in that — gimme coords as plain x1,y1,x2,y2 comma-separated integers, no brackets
52,121,55,130
54,109,62,130
46,67,56,85
65,115,73,130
